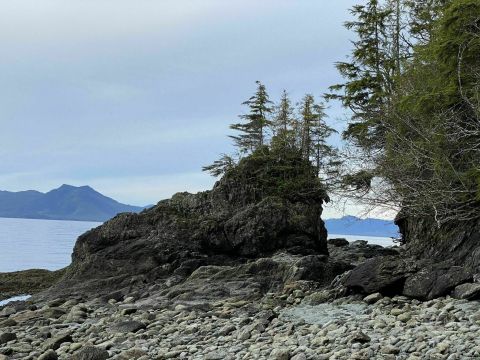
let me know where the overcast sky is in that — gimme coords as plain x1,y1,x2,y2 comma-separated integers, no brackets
0,0,378,218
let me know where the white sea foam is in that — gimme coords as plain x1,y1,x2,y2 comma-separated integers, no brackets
0,295,31,307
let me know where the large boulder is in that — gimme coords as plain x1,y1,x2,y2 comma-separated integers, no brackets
344,213,480,300
344,256,414,296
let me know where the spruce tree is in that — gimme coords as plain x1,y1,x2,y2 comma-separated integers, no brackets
405,0,450,44
385,0,410,75
327,0,394,150
272,90,297,150
298,95,338,176
230,81,273,154
311,112,338,179
202,154,235,177
299,94,317,160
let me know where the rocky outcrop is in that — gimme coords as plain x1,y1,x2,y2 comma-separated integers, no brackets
41,153,330,301
132,252,353,310
344,213,480,300
328,240,399,266
0,269,65,302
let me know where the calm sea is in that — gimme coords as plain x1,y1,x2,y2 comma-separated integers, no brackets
0,217,101,273
328,233,396,247
0,217,395,274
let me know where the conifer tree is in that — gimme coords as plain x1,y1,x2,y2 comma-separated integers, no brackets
230,81,273,154
298,95,338,176
273,90,294,134
327,0,394,150
311,112,338,179
272,90,297,150
298,94,317,160
393,0,403,72
405,0,449,44
385,0,410,74
202,154,235,177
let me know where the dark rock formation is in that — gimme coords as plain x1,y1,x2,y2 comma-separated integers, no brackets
328,241,400,267
41,152,330,301
328,238,349,247
344,213,480,300
453,283,480,300
344,256,413,296
148,253,352,306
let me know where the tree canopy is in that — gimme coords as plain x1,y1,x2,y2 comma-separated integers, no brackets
204,83,339,202
332,0,480,224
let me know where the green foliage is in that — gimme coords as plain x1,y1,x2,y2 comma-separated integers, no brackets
202,154,235,177
334,0,480,222
405,0,450,43
327,0,396,149
225,145,328,204
230,81,274,154
204,81,340,206
298,95,338,178
436,0,480,102
272,90,298,150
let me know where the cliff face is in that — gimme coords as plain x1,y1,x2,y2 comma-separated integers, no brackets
398,215,480,271
344,213,480,300
47,154,329,300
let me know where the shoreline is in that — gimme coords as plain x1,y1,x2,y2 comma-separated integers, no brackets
0,295,31,307
1,286,480,359
1,241,479,359
0,269,65,303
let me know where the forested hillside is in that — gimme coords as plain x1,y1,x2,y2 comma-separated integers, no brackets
328,0,480,226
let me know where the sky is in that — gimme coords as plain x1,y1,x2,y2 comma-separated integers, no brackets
0,0,389,219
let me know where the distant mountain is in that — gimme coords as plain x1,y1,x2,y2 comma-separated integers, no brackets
0,184,145,222
325,216,399,238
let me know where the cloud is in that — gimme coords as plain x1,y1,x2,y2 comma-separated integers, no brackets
0,0,360,211
89,172,216,205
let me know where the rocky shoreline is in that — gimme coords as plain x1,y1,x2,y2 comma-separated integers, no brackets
1,272,480,359
0,270,64,303
2,152,480,359
0,241,479,359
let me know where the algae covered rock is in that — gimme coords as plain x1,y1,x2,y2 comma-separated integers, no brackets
0,269,65,302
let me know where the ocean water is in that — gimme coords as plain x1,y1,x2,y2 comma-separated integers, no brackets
0,217,101,273
328,234,396,247
0,217,395,274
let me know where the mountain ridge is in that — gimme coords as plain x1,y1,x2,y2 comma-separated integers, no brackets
325,215,398,238
0,185,145,222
